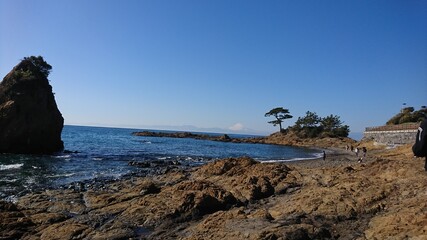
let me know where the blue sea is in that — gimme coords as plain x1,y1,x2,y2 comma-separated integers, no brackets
0,125,321,200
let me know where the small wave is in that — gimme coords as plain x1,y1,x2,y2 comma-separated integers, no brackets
25,177,36,184
3,195,18,203
0,163,24,171
53,155,72,159
0,179,18,183
261,154,322,163
92,157,104,161
46,173,76,178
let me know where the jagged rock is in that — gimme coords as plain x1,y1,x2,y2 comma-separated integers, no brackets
3,150,426,239
172,180,239,218
0,201,35,239
194,157,291,202
139,180,161,195
0,56,64,153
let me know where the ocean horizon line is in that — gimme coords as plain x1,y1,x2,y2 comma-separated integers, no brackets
63,124,268,137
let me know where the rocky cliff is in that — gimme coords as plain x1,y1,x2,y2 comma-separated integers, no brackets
0,56,64,153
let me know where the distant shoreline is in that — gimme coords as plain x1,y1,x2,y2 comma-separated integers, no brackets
132,130,265,144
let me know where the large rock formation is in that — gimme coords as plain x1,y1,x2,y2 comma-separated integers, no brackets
0,56,64,153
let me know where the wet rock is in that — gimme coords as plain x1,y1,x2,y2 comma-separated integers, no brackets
63,150,80,154
133,131,236,143
129,161,151,168
129,160,182,168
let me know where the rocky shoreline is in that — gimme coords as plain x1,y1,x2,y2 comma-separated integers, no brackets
1,139,427,239
132,130,357,148
132,131,264,143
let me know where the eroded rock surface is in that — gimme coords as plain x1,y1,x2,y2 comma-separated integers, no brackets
1,147,426,239
0,56,63,153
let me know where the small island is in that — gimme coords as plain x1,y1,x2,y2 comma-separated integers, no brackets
133,131,237,142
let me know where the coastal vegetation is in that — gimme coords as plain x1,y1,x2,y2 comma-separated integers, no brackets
386,106,427,125
264,107,293,133
11,56,52,80
266,108,350,138
291,111,350,138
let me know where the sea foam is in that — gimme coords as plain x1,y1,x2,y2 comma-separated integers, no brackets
0,163,24,171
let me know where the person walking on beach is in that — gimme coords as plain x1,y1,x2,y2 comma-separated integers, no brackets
412,119,427,171
358,147,367,163
362,147,367,159
323,151,326,161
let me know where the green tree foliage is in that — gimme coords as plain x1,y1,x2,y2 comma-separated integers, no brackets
386,107,427,125
265,107,293,132
321,114,349,137
291,111,349,138
295,111,321,128
321,114,341,132
14,56,52,80
24,56,52,78
293,111,322,138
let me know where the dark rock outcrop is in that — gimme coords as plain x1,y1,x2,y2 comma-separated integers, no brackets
0,56,64,153
133,131,235,142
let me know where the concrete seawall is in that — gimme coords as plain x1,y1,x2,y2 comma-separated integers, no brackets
363,123,419,145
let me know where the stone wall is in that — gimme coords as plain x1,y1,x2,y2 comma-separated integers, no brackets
363,123,419,145
363,130,418,145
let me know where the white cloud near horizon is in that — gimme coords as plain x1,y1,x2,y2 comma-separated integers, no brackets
229,123,244,131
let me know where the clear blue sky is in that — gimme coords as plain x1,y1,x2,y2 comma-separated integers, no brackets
1,0,426,135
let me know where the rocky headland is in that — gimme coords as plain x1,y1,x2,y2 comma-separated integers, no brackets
132,130,356,148
0,56,64,154
131,131,275,144
132,131,239,142
1,136,426,239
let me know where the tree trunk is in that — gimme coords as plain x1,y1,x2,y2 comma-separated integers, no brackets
278,118,283,132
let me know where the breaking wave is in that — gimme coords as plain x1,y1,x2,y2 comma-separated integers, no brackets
0,163,24,171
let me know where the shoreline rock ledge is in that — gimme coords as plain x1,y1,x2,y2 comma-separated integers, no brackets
0,56,64,154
